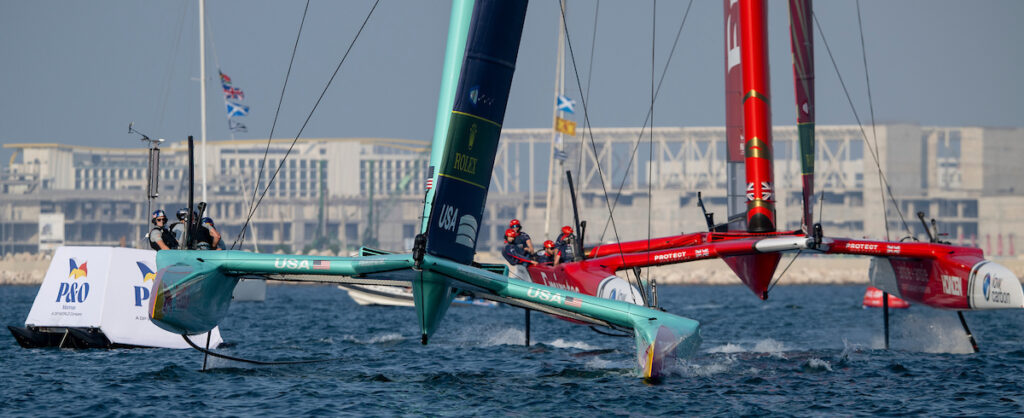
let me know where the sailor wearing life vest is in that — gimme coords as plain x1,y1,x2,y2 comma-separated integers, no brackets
509,219,534,255
555,225,576,262
537,240,561,266
502,228,536,266
169,208,189,248
502,228,535,282
148,210,179,251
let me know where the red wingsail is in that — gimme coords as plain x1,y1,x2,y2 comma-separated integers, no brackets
739,0,776,233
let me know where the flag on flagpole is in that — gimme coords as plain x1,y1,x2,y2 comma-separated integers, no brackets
227,102,249,117
554,148,568,162
223,84,244,100
555,117,576,136
557,95,576,114
228,120,247,133
221,68,250,132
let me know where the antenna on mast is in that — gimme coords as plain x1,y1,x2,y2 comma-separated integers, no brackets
129,122,165,248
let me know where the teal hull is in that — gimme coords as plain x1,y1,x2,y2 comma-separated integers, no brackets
148,249,700,379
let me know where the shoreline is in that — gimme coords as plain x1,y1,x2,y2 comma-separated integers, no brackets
4,251,1022,287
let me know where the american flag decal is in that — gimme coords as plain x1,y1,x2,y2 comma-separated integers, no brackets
425,165,435,190
564,296,582,308
313,260,330,270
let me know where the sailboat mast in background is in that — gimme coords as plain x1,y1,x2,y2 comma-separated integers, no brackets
723,0,746,231
544,0,568,237
789,0,815,234
198,0,208,203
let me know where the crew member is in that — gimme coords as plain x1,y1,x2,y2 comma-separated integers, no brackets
169,208,189,247
555,225,576,261
502,228,536,266
537,240,561,266
502,228,535,282
200,217,222,250
148,210,178,251
509,218,534,254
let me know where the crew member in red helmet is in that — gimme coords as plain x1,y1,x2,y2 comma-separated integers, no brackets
555,225,576,261
508,218,534,255
537,240,562,266
501,228,536,266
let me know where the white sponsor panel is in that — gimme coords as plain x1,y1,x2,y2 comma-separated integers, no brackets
24,246,221,349
968,261,1024,309
596,276,644,305
26,246,110,328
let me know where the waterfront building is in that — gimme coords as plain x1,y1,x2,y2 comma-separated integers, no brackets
2,124,1021,257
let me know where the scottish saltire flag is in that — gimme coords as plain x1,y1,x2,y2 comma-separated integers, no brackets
556,94,575,114
227,102,249,117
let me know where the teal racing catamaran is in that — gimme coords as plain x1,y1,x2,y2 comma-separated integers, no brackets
148,0,700,380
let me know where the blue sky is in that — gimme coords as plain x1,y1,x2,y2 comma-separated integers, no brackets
2,0,1022,166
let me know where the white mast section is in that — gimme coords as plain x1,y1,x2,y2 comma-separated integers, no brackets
199,0,208,202
544,0,567,236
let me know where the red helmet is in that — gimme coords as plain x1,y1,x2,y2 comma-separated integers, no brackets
505,228,518,238
510,219,521,228
561,226,573,235
543,240,555,249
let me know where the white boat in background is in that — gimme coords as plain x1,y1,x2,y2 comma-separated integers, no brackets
338,284,498,308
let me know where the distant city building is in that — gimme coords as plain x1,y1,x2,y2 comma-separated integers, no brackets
2,124,1022,257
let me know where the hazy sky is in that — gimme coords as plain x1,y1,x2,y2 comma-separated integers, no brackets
2,0,1022,167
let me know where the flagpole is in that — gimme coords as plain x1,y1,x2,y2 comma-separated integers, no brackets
544,0,567,237
199,0,208,203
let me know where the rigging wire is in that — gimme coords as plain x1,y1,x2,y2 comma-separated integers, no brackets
811,11,914,239
233,0,381,249
646,0,656,300
557,0,632,284
596,0,694,241
855,0,888,240
766,250,801,295
232,0,312,249
155,2,189,134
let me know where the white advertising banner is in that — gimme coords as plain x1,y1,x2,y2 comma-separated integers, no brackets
24,246,222,349
26,246,109,328
38,213,65,252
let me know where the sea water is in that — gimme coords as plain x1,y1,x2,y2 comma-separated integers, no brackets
3,284,1023,416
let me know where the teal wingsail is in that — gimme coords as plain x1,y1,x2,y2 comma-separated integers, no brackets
148,0,700,380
